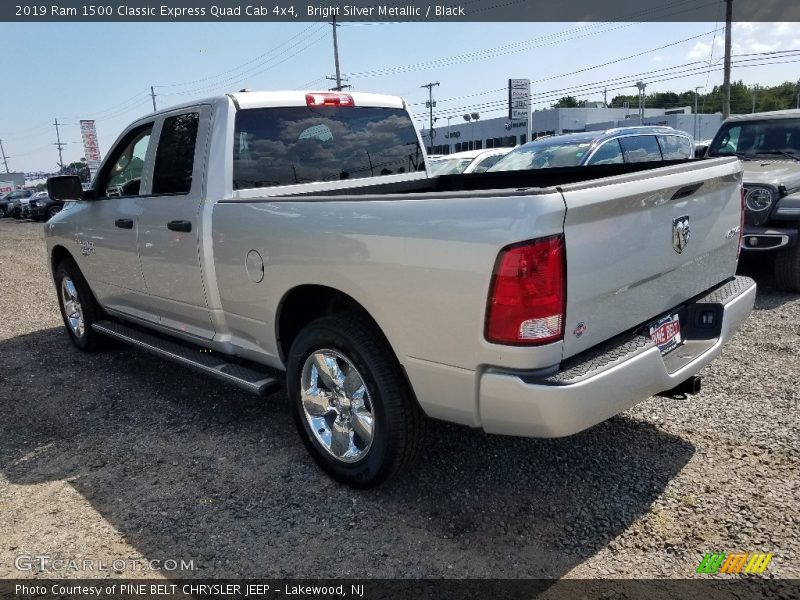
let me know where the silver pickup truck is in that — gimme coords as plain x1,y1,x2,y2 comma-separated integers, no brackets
46,90,755,487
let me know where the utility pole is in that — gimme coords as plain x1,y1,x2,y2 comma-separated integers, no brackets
53,118,66,172
0,139,9,173
723,0,733,119
326,16,349,91
421,81,439,152
751,84,758,114
150,86,157,111
603,87,608,108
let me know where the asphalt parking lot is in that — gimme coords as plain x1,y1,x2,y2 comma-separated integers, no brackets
0,218,798,580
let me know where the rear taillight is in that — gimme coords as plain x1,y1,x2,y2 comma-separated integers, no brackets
485,235,566,345
305,93,355,107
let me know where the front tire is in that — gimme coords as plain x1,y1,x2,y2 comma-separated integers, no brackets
46,205,62,220
774,241,800,292
287,313,426,488
54,258,107,351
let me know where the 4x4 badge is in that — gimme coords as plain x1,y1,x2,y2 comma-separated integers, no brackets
673,215,690,254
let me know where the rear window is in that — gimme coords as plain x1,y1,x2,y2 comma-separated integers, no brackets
708,119,800,157
233,106,423,190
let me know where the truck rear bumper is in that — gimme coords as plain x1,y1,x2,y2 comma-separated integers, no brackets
478,276,756,438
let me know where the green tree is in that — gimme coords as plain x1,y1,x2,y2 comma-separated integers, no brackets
552,96,581,108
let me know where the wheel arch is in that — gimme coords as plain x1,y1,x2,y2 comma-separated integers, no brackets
50,245,75,276
275,285,400,367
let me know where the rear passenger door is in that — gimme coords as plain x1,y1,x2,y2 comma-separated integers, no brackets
137,106,214,340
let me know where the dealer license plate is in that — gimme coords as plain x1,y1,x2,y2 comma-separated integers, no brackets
649,313,682,355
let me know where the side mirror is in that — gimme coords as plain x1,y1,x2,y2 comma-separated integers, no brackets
47,175,84,201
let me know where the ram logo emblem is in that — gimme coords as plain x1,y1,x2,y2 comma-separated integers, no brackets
673,215,690,254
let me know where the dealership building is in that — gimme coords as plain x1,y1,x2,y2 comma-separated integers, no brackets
421,106,724,154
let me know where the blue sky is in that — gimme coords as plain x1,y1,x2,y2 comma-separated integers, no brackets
2,21,799,172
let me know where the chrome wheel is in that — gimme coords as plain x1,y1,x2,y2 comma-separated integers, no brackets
61,276,85,338
300,349,374,463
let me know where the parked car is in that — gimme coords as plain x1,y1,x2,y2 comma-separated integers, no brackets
706,109,800,291
46,90,753,488
0,190,32,218
488,126,695,171
29,192,64,221
429,148,513,175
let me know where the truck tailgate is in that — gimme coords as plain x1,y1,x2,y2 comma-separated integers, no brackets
559,157,742,359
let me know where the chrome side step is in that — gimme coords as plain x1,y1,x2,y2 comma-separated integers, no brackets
93,320,281,397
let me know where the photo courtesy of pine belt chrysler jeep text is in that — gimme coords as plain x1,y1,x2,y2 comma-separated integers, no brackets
45,90,756,487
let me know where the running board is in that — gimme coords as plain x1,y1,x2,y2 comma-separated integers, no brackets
92,320,281,397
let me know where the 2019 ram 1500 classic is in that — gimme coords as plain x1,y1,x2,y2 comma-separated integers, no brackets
46,90,755,487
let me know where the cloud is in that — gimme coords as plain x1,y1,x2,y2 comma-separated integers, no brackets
689,22,798,60
650,54,668,63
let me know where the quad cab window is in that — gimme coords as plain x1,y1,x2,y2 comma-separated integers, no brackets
152,112,200,195
101,125,153,198
233,106,424,190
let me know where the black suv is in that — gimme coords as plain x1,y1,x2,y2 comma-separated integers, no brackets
0,190,32,218
28,193,65,221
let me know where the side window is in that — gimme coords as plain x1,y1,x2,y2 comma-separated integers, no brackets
471,153,504,173
101,125,153,198
152,112,200,195
619,135,663,163
586,139,624,165
658,135,692,160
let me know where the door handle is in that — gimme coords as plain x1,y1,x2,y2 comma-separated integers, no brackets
167,220,192,232
115,218,133,229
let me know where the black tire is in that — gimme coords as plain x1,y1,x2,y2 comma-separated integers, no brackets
287,312,426,488
46,205,62,220
0,206,5,218
774,241,800,292
54,258,107,351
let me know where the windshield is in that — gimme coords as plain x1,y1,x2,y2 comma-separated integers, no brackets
429,157,473,175
488,136,597,171
233,106,424,189
708,119,800,158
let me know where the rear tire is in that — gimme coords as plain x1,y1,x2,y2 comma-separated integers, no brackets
287,313,426,488
46,205,62,220
54,258,107,352
774,241,800,292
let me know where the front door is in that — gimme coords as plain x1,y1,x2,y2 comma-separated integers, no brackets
136,107,214,340
75,122,154,320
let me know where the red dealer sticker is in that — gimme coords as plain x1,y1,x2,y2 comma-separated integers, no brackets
649,313,682,355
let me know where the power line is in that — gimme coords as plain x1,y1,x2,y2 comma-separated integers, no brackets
154,23,323,89
408,29,722,108
160,27,330,97
424,54,800,120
